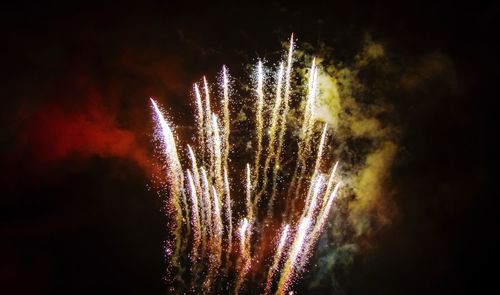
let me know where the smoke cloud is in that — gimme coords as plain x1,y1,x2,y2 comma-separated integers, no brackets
287,36,459,292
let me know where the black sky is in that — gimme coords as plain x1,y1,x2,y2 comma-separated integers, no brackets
1,0,498,294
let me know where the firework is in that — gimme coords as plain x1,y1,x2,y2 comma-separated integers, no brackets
151,35,343,294
222,66,231,175
264,224,290,295
253,61,265,189
276,217,311,295
186,170,201,261
255,62,284,208
269,34,294,217
235,218,252,294
223,167,233,268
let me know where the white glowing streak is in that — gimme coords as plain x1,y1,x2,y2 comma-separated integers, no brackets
302,66,320,159
235,217,252,294
186,170,201,258
264,224,290,295
275,36,295,159
203,77,214,178
268,63,285,145
212,186,223,237
203,77,212,123
277,218,311,294
246,163,253,221
194,84,205,148
222,66,230,172
300,174,320,219
299,182,341,269
257,63,284,206
283,34,294,101
303,175,325,221
224,168,233,256
150,98,185,268
253,61,265,186
314,124,328,172
187,145,202,193
288,59,317,199
291,66,320,202
307,68,319,129
303,59,317,128
187,145,206,251
300,65,319,159
212,113,224,195
269,35,295,210
244,164,253,262
200,166,213,237
319,182,341,228
239,218,249,253
150,98,183,184
324,161,339,199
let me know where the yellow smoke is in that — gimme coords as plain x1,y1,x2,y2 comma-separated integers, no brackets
350,141,397,236
297,37,399,240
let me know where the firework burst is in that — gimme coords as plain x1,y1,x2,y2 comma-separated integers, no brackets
151,35,342,294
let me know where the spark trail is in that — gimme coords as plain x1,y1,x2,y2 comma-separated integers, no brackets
186,170,201,261
269,35,294,217
276,218,311,295
256,62,284,208
150,35,344,294
264,224,290,295
222,66,231,175
253,61,265,189
287,61,320,216
223,167,233,268
150,99,185,268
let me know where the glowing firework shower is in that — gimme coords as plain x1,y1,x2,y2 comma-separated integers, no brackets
151,35,342,294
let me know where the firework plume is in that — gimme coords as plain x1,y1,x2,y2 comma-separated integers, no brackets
151,35,342,294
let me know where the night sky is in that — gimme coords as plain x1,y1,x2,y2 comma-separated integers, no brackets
1,1,497,294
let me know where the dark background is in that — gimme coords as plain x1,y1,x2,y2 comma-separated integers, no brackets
1,0,497,294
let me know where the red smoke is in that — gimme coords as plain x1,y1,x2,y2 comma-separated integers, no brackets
17,100,151,173
7,51,187,181
10,69,159,180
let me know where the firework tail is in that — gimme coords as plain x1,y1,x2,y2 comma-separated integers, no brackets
264,224,290,295
299,174,324,227
276,218,311,295
186,170,201,262
255,62,284,207
293,67,319,200
150,98,185,275
200,167,213,239
194,84,205,157
212,114,224,196
287,59,317,192
268,35,295,218
314,124,329,175
187,145,206,254
253,61,265,189
235,218,252,294
222,66,231,176
324,161,339,202
211,185,224,272
287,64,319,216
223,167,233,269
246,164,254,222
200,167,214,294
203,77,214,178
297,124,328,219
299,182,341,270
